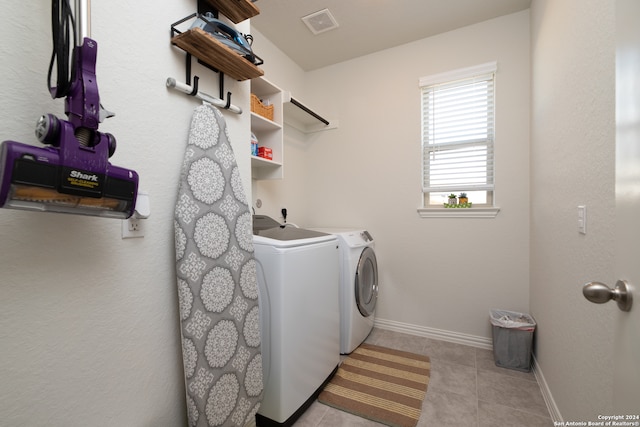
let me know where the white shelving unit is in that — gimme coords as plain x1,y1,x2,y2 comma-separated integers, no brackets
250,77,283,180
250,77,337,180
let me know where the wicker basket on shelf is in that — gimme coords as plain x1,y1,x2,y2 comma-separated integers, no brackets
251,93,274,121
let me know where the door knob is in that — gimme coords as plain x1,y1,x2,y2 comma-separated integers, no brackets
583,280,633,312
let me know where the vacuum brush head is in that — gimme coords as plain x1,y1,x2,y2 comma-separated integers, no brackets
0,139,138,219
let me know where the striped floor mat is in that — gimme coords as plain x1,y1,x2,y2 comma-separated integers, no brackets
318,343,430,427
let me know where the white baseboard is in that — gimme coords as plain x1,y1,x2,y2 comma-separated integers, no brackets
374,317,562,422
532,354,563,423
374,317,493,350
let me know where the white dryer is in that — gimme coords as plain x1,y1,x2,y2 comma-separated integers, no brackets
313,228,378,354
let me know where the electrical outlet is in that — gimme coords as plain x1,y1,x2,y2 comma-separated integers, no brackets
122,217,145,239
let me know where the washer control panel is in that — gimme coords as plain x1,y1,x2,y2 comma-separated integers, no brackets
338,230,373,247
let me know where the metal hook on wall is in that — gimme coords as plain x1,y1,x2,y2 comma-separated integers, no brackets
216,69,233,110
166,52,242,114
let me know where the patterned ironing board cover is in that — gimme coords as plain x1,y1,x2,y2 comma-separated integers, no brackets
174,104,263,426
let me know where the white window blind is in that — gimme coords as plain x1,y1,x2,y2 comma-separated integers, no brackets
421,63,496,195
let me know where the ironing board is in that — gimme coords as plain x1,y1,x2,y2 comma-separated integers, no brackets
174,104,262,426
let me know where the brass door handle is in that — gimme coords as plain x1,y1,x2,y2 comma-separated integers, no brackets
583,280,633,312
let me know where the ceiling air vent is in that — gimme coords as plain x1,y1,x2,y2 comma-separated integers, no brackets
301,9,339,35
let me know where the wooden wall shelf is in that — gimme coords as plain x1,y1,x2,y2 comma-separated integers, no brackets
171,27,264,81
203,0,260,23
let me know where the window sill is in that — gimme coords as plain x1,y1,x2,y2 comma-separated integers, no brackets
417,207,500,218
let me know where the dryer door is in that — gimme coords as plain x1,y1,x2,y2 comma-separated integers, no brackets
355,246,378,317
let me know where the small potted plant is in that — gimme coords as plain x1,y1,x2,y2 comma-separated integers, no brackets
458,192,468,204
447,193,457,205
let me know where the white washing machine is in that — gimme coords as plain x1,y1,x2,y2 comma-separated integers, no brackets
253,216,340,426
312,228,378,354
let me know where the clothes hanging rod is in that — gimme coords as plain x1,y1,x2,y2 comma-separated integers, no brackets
166,77,242,114
289,97,330,125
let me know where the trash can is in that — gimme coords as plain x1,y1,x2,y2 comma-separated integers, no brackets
490,309,536,372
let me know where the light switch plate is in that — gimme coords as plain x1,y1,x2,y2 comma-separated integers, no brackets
578,205,587,235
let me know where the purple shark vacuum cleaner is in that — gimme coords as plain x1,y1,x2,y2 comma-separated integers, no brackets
0,0,138,218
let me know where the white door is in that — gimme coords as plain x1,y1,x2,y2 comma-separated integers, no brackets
613,0,640,413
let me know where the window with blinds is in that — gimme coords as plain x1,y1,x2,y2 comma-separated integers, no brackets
420,62,496,206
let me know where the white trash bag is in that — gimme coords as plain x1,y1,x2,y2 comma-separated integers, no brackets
490,309,536,331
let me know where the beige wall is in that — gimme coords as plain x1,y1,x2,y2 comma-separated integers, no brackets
530,0,616,420
0,1,253,425
253,11,531,340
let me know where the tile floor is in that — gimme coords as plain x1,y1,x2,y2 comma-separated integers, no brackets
293,328,553,427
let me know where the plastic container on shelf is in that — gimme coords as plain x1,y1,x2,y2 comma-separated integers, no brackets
251,132,258,156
